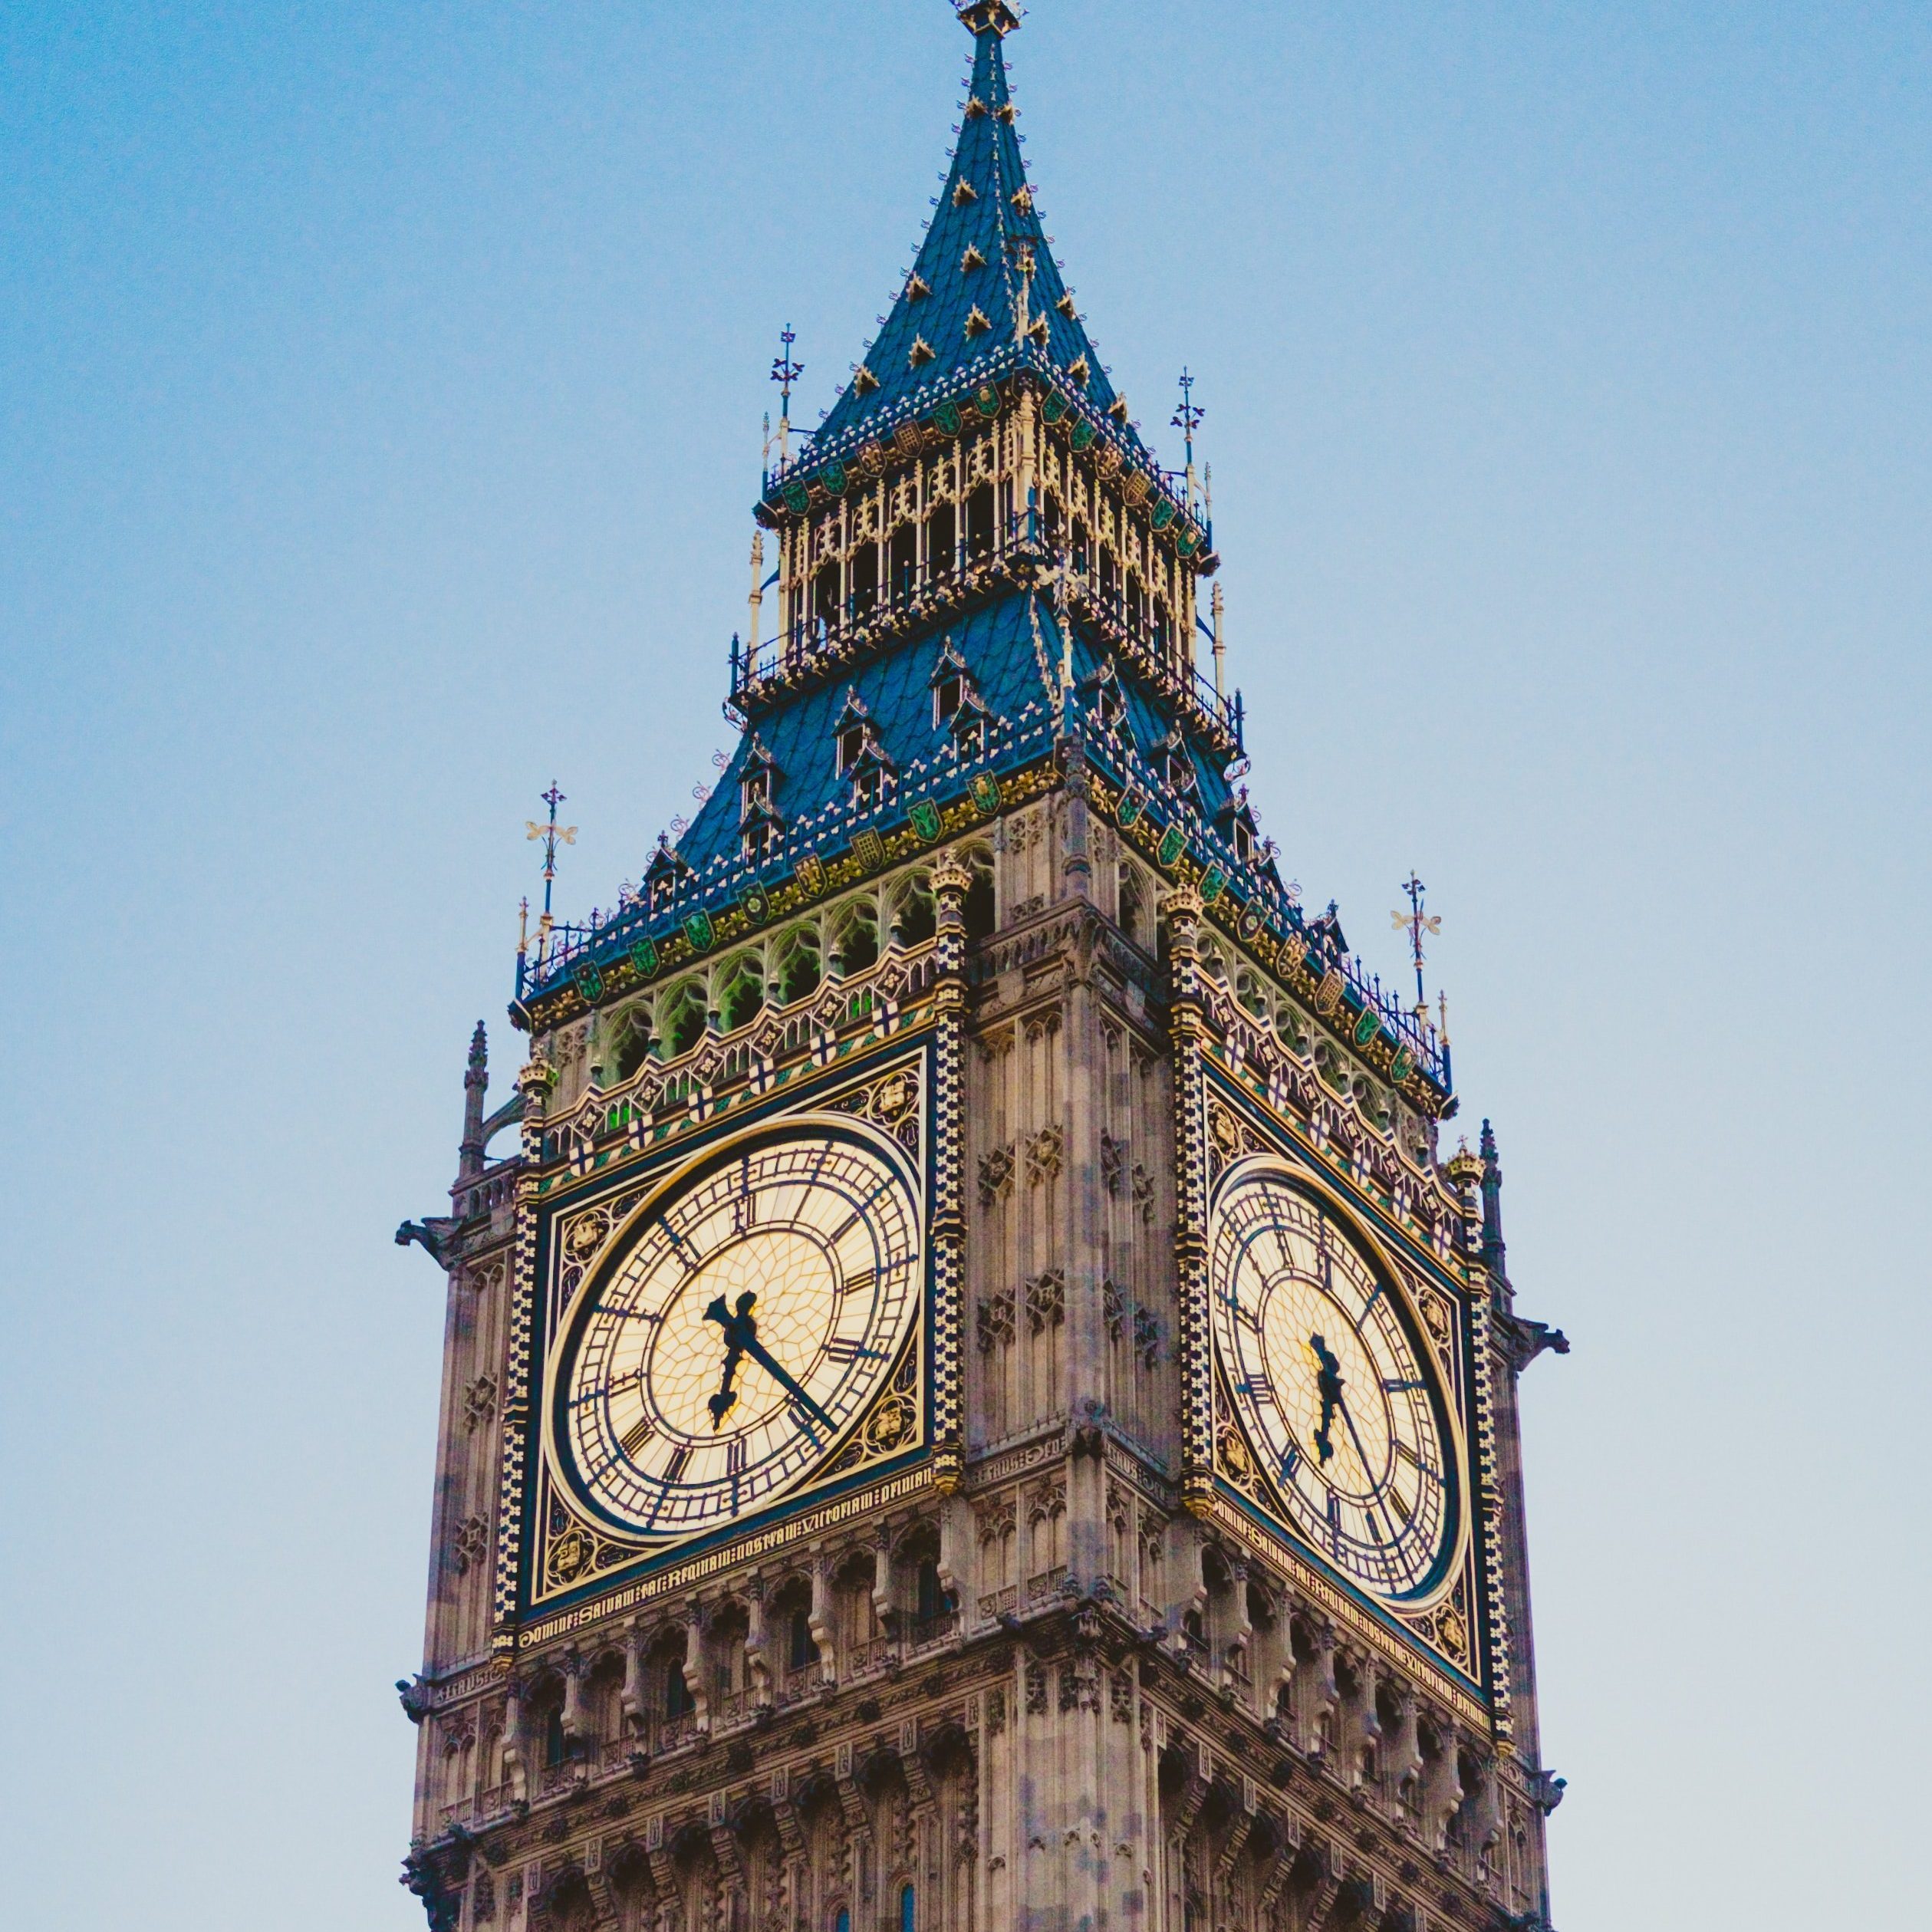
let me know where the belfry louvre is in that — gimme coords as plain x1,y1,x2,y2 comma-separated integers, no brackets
397,8,1566,1930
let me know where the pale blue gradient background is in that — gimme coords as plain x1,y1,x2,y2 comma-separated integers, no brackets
2,4,1927,1927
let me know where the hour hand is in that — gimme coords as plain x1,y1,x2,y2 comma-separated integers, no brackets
704,1292,749,1430
1310,1331,1345,1465
707,1344,745,1429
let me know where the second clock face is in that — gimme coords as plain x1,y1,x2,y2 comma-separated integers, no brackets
1210,1160,1459,1605
551,1123,921,1541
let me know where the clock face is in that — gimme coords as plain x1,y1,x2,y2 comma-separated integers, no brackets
549,1122,922,1542
1210,1160,1460,1605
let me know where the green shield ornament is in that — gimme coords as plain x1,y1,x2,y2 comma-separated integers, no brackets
683,910,714,953
910,799,942,844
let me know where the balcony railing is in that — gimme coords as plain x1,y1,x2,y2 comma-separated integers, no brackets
907,1609,959,1652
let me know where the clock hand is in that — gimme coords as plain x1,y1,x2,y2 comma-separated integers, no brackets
704,1291,754,1428
1333,1383,1381,1490
740,1329,838,1433
1310,1331,1345,1466
703,1289,838,1433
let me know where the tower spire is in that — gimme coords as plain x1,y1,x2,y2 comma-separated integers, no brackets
807,3,1131,456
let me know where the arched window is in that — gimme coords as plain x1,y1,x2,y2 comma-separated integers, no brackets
788,1605,815,1673
664,1657,695,1720
543,1702,567,1769
963,862,995,942
835,1910,851,1932
900,1884,916,1932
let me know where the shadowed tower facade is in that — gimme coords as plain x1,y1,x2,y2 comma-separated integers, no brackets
397,9,1566,1931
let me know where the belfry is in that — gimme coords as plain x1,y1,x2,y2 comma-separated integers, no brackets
398,7,1566,1930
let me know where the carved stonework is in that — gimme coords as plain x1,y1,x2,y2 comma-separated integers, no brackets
1024,1270,1065,1332
978,1144,1015,1204
463,1372,498,1434
1024,1124,1064,1186
450,1513,489,1576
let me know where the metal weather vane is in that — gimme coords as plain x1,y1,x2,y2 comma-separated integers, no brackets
525,782,578,926
770,325,804,471
1172,368,1204,512
1391,871,1441,1015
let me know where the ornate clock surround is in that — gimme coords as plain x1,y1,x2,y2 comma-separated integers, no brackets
515,1042,939,1621
1200,1071,1497,1710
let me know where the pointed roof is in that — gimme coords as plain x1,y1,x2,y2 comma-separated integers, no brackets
808,4,1135,458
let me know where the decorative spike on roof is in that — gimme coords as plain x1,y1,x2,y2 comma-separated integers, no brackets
808,2,1133,456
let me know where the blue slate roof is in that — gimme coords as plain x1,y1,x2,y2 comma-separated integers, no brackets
675,588,1233,878
807,9,1139,461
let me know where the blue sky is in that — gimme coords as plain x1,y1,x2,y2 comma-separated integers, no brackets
2,3,1927,1926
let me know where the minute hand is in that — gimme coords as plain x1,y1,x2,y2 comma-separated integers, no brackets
1334,1389,1382,1490
741,1332,838,1433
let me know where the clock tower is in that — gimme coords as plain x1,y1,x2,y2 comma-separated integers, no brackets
397,8,1567,1931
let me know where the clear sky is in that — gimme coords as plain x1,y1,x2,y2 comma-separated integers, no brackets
2,3,1927,1926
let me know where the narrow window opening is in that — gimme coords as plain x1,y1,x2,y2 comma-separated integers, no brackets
849,541,879,619
927,503,956,578
966,482,996,560
890,523,919,600
963,867,996,942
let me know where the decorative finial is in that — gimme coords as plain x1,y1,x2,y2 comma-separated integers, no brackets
525,783,577,923
771,325,803,470
1173,368,1204,512
1391,871,1441,1017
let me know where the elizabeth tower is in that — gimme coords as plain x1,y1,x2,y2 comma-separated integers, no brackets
397,9,1566,1931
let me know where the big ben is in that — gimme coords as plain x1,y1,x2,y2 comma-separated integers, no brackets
397,8,1567,1930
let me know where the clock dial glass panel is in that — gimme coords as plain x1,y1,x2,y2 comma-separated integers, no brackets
553,1127,920,1539
1210,1164,1458,1604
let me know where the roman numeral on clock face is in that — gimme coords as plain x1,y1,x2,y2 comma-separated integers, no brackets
660,1445,690,1485
841,1268,877,1298
1236,1374,1275,1404
620,1416,657,1458
726,1436,746,1476
824,1335,883,1363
